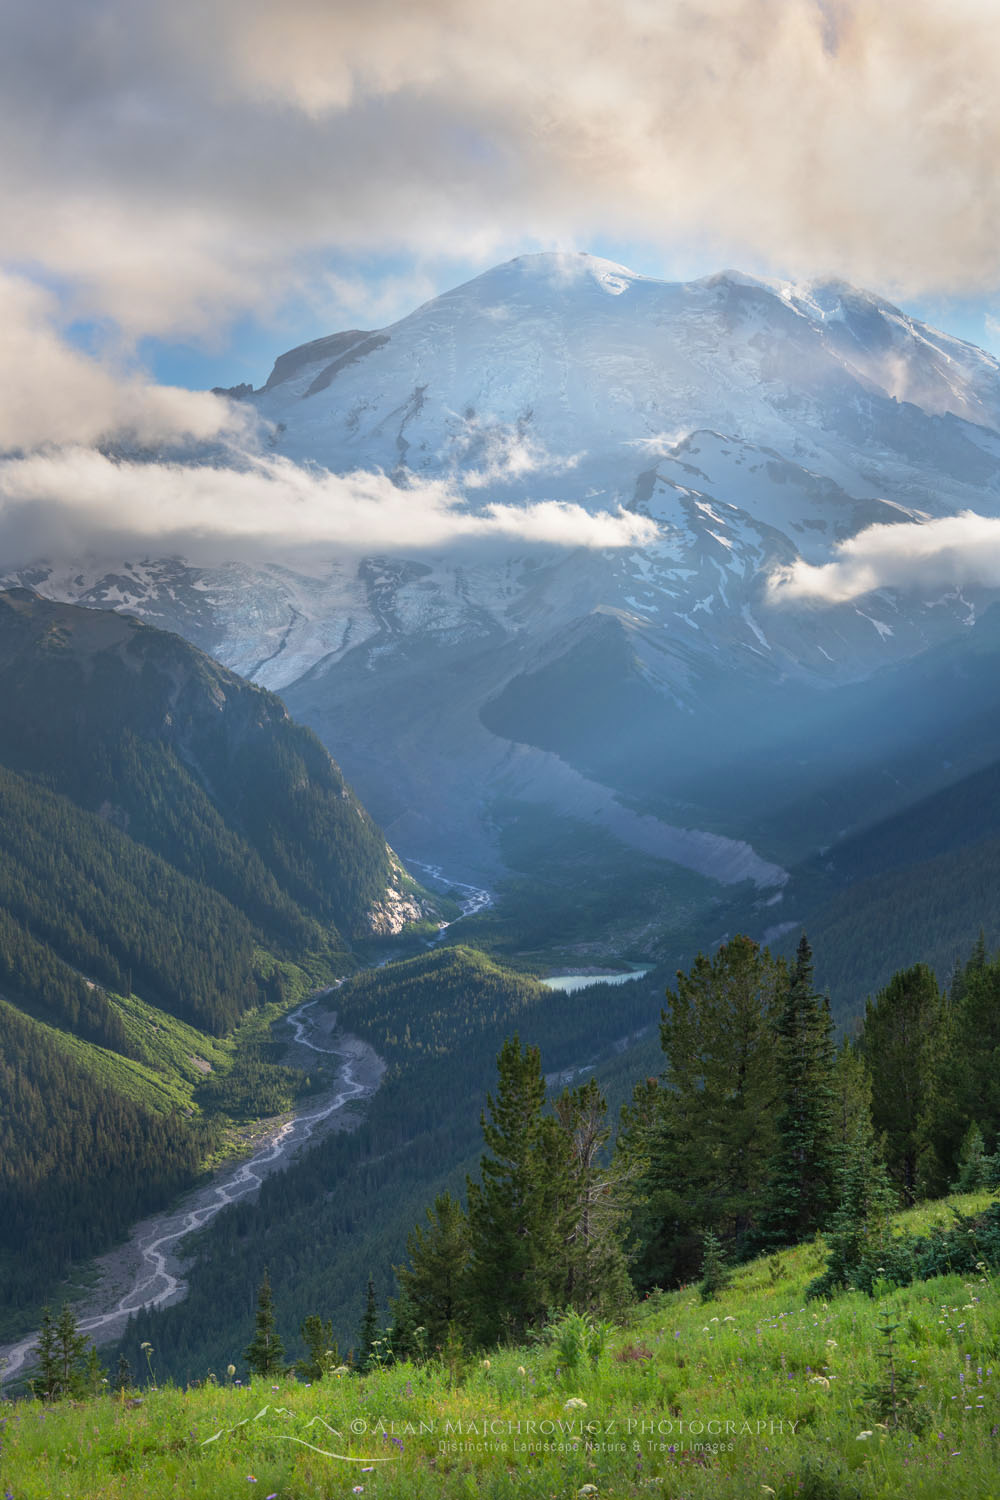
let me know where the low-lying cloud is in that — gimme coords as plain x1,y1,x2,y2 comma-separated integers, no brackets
768,511,1000,604
0,275,653,565
0,449,657,568
0,272,250,451
4,1,1000,335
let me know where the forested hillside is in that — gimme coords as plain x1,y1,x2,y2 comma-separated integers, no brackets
762,752,1000,1015
0,589,403,947
114,946,664,1379
0,589,437,1334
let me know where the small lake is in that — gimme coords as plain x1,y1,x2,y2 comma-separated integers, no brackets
541,968,652,995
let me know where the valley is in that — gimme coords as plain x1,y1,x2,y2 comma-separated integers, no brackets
0,996,382,1382
6,254,1000,1423
6,7,1000,1496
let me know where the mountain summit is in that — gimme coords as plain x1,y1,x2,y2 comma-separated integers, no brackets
17,255,1000,879
252,251,1000,484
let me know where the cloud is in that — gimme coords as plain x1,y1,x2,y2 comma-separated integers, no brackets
4,1,1000,336
0,276,654,566
0,448,657,568
0,272,251,450
768,511,1000,604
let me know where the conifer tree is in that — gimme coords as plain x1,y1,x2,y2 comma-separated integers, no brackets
762,934,836,1247
859,963,944,1202
113,1352,134,1393
357,1275,379,1372
465,1035,573,1344
699,1230,732,1301
653,937,784,1260
949,948,1000,1156
296,1314,336,1382
33,1306,60,1401
809,1108,899,1297
394,1191,470,1350
55,1303,90,1399
831,1037,872,1152
555,1076,633,1315
244,1270,285,1378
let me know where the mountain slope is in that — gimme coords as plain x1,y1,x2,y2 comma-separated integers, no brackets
0,588,422,946
0,589,436,1332
18,253,1000,897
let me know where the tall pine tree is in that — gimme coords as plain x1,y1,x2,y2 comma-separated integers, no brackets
859,963,945,1202
244,1270,285,1378
356,1276,379,1372
762,934,836,1247
659,937,783,1257
465,1036,573,1345
394,1192,470,1352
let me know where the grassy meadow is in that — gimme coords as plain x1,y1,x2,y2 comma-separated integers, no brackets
3,1193,998,1500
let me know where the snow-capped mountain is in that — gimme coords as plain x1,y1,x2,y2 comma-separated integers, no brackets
17,253,1000,886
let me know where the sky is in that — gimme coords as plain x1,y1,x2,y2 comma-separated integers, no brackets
5,0,1000,582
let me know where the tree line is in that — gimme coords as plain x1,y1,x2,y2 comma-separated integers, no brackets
107,932,1000,1384
389,931,1000,1352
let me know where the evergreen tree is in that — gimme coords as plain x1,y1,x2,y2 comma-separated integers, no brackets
33,1306,60,1401
113,1352,134,1393
949,950,1000,1156
648,937,783,1269
699,1230,732,1301
83,1343,106,1396
762,934,837,1247
859,963,945,1202
244,1270,285,1378
394,1192,470,1351
55,1303,90,1399
296,1314,336,1382
616,1075,681,1290
465,1035,573,1345
951,1122,1000,1192
950,929,988,1005
555,1076,633,1315
831,1037,872,1153
357,1276,379,1372
809,1108,900,1298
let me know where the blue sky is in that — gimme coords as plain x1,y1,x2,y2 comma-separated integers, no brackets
141,254,1000,396
4,1,1000,398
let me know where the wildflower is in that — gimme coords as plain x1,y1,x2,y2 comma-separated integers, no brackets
578,1488,599,1496
825,1339,837,1348
856,1431,873,1441
227,1364,236,1377
762,1489,776,1496
517,1365,526,1376
353,1488,364,1495
481,1359,491,1372
809,1376,831,1390
564,1397,588,1409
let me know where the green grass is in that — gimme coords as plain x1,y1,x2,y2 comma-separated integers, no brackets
5,941,322,1126
5,1192,999,1499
